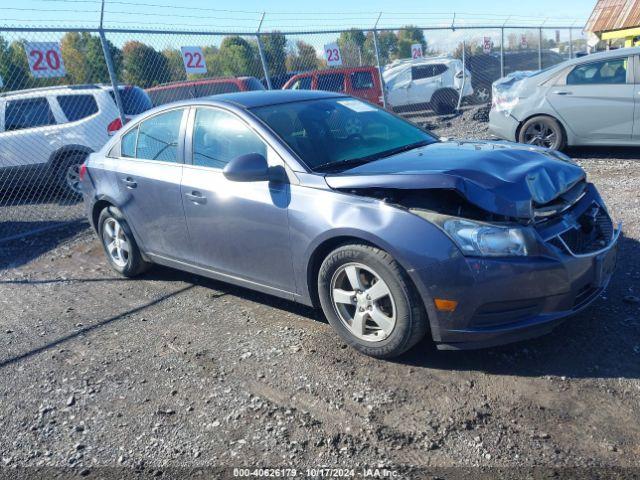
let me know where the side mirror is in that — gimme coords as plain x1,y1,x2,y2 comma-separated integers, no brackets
222,153,269,182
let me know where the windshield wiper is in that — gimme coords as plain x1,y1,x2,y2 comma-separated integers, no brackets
314,140,432,173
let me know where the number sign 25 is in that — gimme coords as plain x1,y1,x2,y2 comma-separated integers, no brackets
324,42,342,67
24,42,66,78
181,46,207,74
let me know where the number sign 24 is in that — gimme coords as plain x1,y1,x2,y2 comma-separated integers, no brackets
24,42,66,78
181,46,207,74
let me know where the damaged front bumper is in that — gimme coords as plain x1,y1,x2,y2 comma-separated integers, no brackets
408,186,621,350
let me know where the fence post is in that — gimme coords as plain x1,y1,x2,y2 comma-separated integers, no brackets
538,27,543,69
256,12,272,90
372,13,387,109
456,39,465,111
569,28,574,59
500,27,505,78
99,0,125,123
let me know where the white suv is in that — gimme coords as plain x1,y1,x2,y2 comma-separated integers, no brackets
0,84,152,197
383,57,474,114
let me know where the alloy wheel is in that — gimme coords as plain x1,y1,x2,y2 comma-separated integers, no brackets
102,217,130,268
330,262,396,342
523,121,557,148
65,163,83,194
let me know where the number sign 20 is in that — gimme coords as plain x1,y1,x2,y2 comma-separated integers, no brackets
24,42,66,78
181,46,207,74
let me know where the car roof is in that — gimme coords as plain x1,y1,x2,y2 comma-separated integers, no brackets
293,66,377,76
569,46,640,65
204,89,347,108
146,77,254,92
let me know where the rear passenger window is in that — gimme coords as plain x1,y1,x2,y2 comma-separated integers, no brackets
5,97,56,131
57,95,99,122
317,74,345,92
567,58,628,85
192,108,266,169
121,128,137,157
351,71,374,90
411,64,447,80
135,109,184,162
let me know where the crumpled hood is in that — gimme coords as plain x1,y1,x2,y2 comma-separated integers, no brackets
324,141,586,219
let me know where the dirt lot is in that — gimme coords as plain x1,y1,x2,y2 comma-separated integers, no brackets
1,111,639,479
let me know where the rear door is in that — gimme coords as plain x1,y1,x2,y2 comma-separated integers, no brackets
0,97,62,170
112,107,191,259
547,56,634,141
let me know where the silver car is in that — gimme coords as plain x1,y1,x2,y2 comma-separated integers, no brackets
489,47,640,150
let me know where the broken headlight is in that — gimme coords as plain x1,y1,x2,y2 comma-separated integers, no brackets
413,211,537,257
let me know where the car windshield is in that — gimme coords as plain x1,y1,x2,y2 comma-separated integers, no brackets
251,97,437,172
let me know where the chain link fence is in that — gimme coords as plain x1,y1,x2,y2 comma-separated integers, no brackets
0,23,586,242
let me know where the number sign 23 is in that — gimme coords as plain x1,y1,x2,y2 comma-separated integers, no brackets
25,42,66,78
181,46,207,74
324,43,342,67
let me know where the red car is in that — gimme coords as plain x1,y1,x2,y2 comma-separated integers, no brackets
146,76,264,106
283,67,383,106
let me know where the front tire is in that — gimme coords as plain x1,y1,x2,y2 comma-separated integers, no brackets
317,244,428,358
518,116,566,151
432,89,458,115
98,206,151,277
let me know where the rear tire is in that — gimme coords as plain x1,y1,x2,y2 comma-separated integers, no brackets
97,206,151,277
54,151,87,200
317,243,428,358
518,116,566,151
432,89,458,115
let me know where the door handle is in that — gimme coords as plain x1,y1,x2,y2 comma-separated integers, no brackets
185,191,206,205
122,177,137,188
553,91,573,95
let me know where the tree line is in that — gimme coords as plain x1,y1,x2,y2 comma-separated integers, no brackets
0,27,429,91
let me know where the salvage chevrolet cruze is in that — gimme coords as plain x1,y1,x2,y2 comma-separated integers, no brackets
81,90,619,358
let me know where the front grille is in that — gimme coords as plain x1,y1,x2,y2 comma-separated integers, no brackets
558,205,613,255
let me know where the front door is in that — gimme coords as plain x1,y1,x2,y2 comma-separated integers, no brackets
181,106,294,293
547,56,634,141
113,107,190,259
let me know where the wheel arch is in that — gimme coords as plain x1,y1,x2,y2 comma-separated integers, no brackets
47,144,93,170
304,231,424,313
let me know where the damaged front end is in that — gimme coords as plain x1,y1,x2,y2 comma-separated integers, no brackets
324,167,618,260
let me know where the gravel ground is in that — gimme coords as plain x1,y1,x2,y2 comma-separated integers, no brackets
0,108,639,479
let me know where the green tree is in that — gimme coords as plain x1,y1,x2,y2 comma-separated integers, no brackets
60,32,89,84
212,36,261,77
337,29,366,66
261,31,287,76
122,41,169,88
396,26,427,59
363,30,397,66
286,40,320,72
161,48,187,82
86,35,121,83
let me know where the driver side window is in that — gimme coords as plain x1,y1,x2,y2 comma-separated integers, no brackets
192,108,266,169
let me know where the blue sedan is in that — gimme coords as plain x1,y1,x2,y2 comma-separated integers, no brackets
80,90,619,358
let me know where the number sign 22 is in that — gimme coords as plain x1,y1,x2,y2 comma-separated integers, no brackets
324,42,342,67
181,46,207,74
24,42,66,78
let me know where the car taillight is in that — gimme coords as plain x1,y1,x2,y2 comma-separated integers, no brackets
107,118,123,135
79,163,87,181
